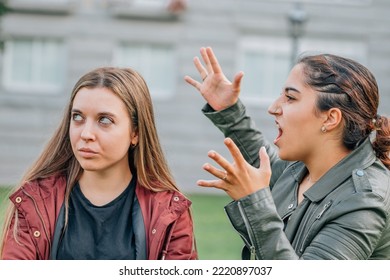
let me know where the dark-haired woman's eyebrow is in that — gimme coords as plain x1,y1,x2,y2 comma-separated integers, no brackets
284,87,301,94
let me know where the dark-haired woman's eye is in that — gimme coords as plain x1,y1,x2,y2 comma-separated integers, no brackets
285,94,295,101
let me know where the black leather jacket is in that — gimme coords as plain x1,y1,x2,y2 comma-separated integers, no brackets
203,100,390,259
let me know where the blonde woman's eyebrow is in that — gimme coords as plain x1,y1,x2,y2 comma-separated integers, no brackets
71,109,118,119
97,112,118,120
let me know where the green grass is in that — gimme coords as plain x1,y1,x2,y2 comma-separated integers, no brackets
188,193,243,260
0,187,12,235
0,187,243,260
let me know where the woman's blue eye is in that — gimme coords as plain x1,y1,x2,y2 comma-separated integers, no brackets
100,117,113,125
72,114,83,121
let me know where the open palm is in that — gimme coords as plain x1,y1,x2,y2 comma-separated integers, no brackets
184,47,244,111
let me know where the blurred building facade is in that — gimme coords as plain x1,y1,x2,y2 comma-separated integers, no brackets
0,0,389,194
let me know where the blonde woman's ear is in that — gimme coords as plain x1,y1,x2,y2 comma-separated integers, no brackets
130,130,139,146
131,140,138,147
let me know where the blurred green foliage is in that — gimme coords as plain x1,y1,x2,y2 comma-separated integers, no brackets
0,1,8,16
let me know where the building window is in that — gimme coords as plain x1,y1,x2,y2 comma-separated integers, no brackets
110,0,185,10
238,36,367,106
2,38,66,93
114,43,176,100
299,39,367,65
132,0,169,8
238,37,291,105
7,0,73,14
108,0,186,20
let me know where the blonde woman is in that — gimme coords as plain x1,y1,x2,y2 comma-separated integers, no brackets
1,67,197,260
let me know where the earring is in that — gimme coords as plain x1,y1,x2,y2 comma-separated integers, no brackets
321,126,327,133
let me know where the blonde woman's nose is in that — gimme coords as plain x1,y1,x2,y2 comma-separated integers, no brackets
80,121,96,142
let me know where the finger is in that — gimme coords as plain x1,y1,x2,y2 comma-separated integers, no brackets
223,138,247,169
197,179,227,191
259,146,271,174
200,47,213,74
206,47,223,75
197,179,215,188
193,56,207,78
206,150,233,174
184,75,201,91
202,162,228,180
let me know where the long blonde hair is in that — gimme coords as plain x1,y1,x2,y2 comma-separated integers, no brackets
1,67,181,256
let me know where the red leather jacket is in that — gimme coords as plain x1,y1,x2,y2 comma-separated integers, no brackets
2,175,197,260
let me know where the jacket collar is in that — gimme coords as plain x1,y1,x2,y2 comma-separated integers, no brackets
292,138,376,202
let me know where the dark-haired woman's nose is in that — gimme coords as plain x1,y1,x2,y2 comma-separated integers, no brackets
268,99,282,115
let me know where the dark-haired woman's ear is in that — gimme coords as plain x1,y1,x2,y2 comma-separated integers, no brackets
322,108,343,132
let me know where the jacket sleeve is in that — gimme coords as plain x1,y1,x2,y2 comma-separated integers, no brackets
225,187,299,260
202,100,289,187
225,187,390,260
1,210,38,260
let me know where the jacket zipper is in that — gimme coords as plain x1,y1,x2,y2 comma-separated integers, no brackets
22,190,51,259
237,201,257,260
316,201,332,220
299,200,332,253
160,222,175,260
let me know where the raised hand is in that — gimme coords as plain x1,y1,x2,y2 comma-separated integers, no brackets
184,47,244,111
198,137,272,200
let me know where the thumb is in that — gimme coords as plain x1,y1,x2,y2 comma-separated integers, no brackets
232,71,244,92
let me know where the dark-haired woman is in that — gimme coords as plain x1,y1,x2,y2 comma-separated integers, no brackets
185,47,390,259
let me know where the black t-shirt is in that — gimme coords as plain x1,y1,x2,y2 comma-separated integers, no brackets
56,177,136,260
